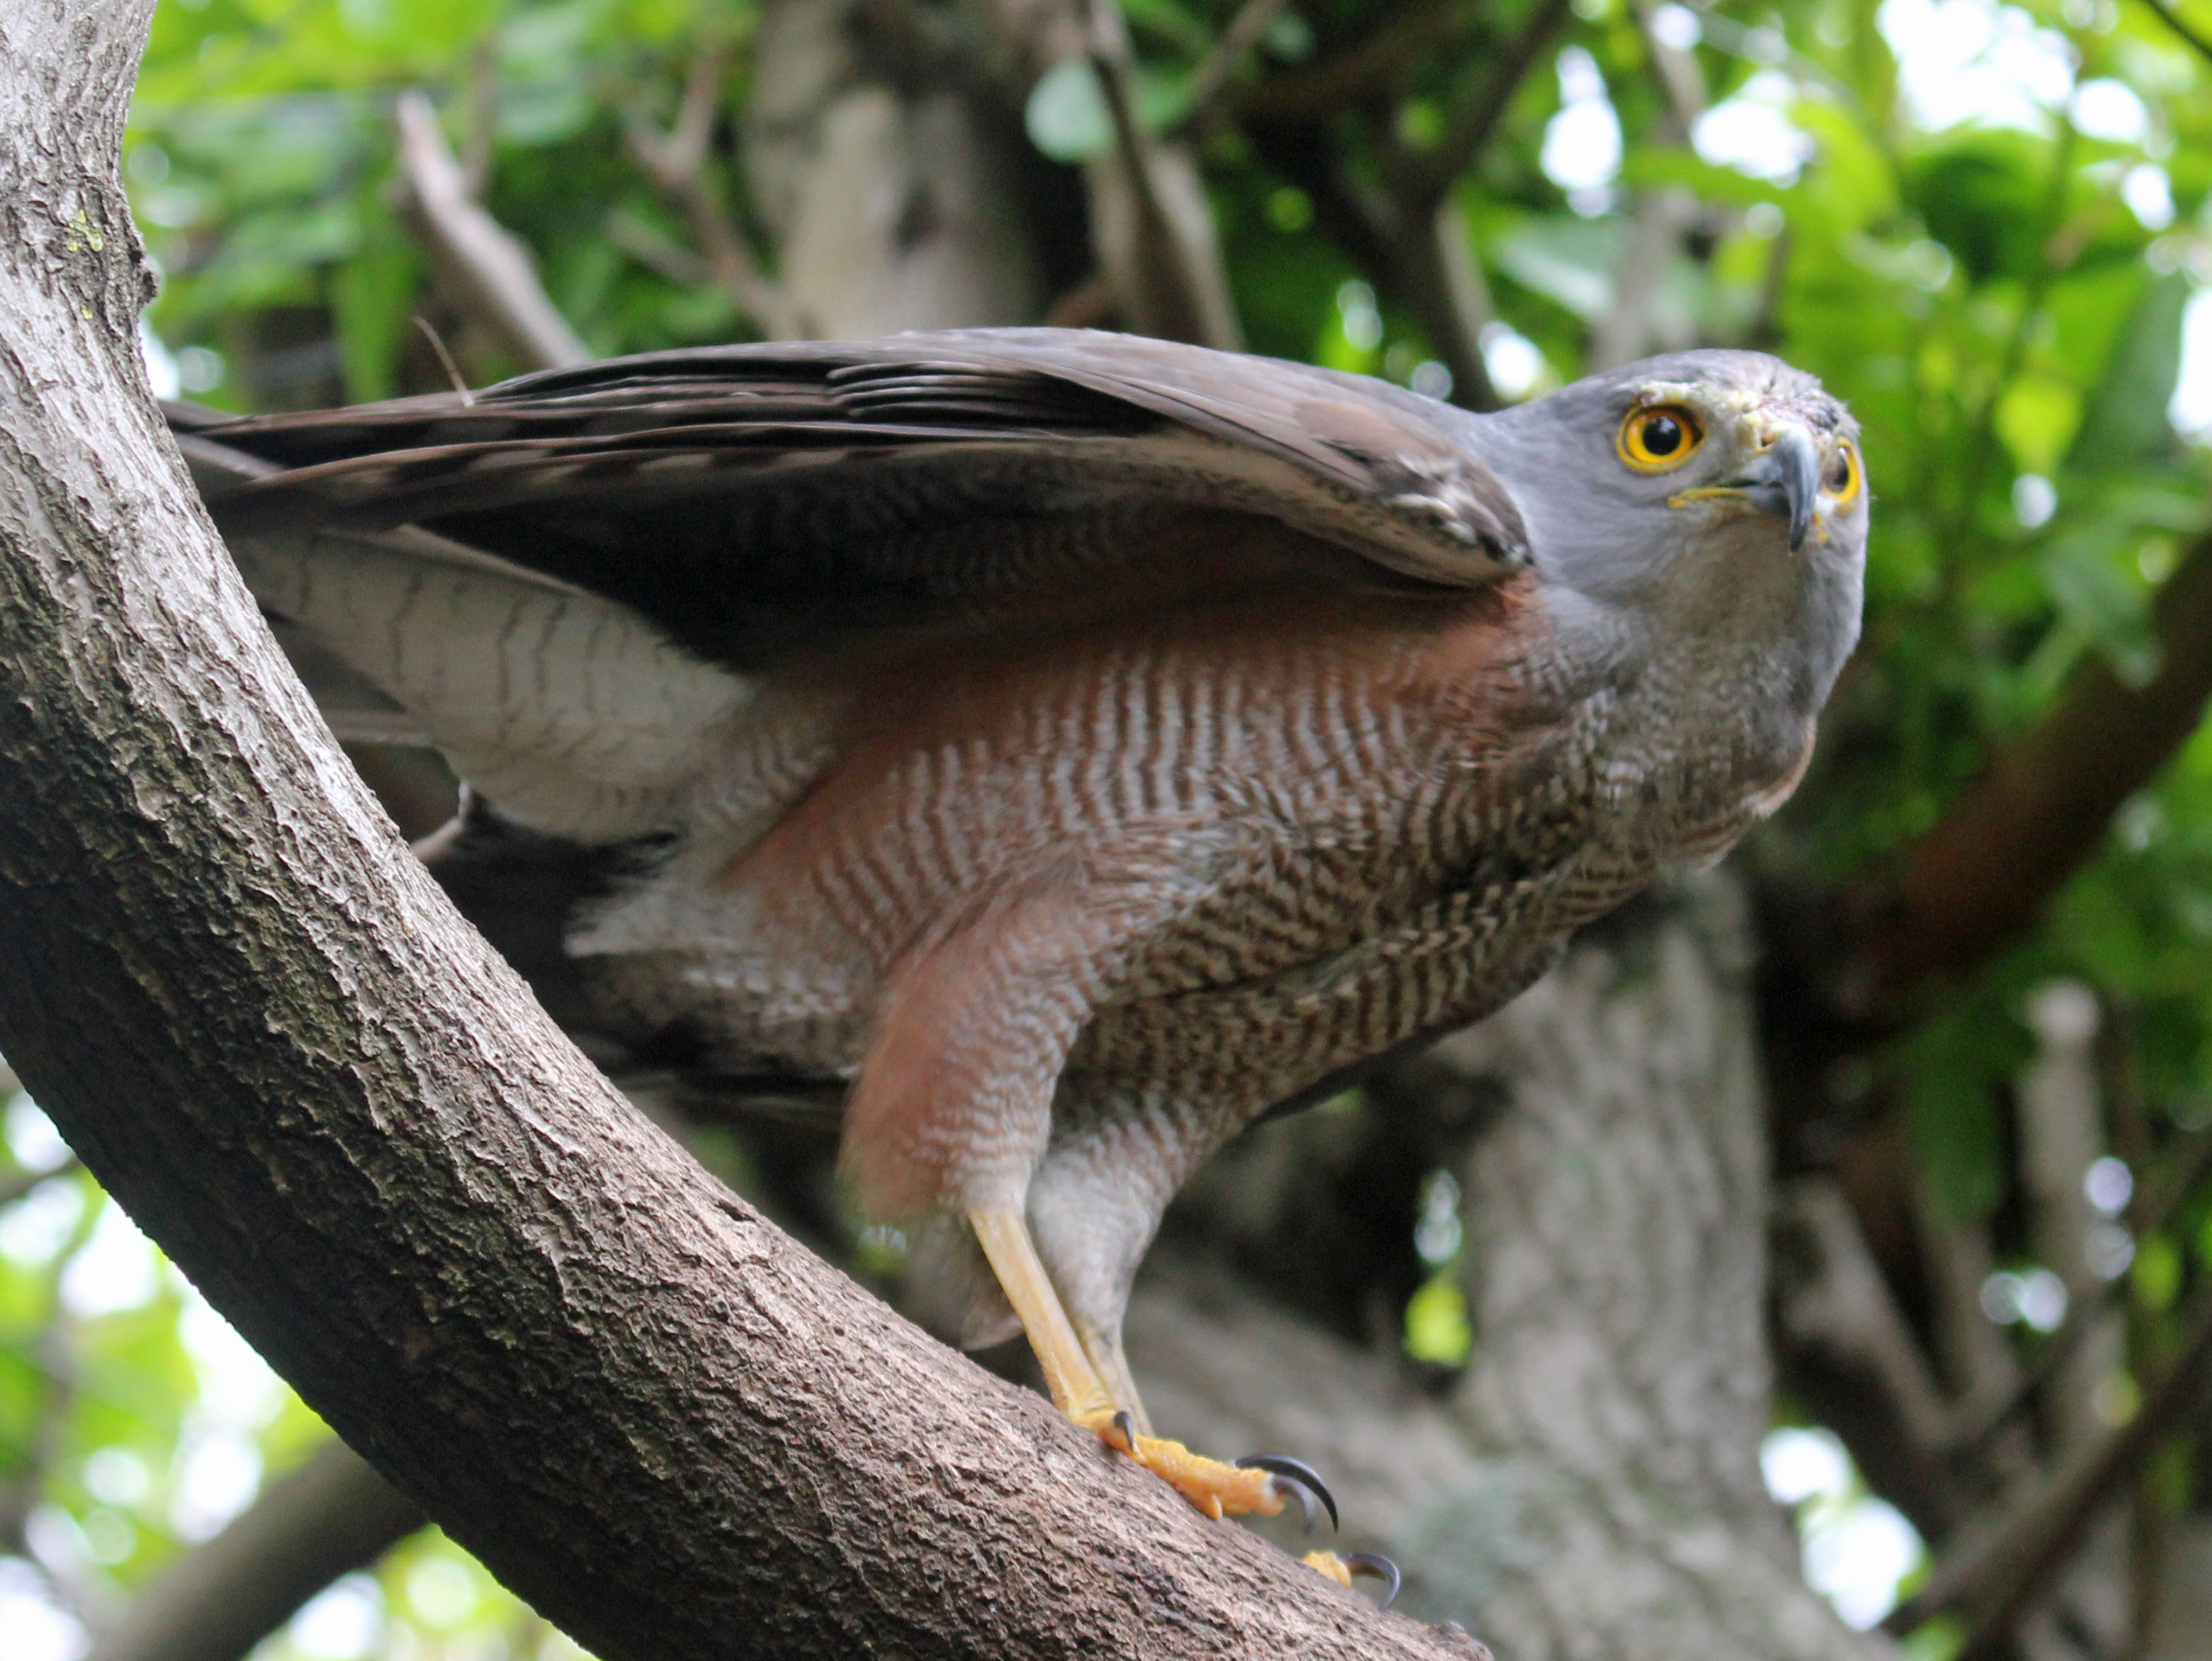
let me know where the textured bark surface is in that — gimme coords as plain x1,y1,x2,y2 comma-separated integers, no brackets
0,8,1472,1657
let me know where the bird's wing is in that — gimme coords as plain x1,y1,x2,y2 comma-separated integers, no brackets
179,423,754,843
179,330,1526,619
171,331,1527,839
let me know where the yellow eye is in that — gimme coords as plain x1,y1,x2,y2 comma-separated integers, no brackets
1824,441,1862,507
1618,405,1705,472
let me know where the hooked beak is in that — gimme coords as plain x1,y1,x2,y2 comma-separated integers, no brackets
1735,424,1819,551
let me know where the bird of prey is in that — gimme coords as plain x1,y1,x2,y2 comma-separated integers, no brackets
171,329,1866,1550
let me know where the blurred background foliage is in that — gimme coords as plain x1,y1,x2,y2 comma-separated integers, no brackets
8,0,2212,1652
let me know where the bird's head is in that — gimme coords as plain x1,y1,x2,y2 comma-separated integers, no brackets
1476,348,1866,697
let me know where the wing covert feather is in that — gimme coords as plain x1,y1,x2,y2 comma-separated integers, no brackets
180,330,1530,629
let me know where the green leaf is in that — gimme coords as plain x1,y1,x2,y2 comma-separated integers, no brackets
1900,996,2031,1222
329,230,420,402
1026,59,1112,162
1403,1271,1473,1366
2066,269,2190,473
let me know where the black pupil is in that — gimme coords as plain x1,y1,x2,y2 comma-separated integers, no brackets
1827,453,1851,491
1642,415,1684,454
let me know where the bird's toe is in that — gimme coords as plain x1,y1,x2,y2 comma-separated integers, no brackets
1303,1550,1401,1607
1077,1411,1298,1520
1235,1453,1338,1531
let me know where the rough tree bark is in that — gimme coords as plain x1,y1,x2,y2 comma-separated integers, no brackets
0,7,1476,1657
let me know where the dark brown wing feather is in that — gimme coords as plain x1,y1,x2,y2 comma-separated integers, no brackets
172,330,1527,669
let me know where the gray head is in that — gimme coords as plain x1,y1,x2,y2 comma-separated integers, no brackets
1472,348,1868,709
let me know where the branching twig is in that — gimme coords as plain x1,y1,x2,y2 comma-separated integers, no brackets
2140,0,2212,67
603,206,711,288
0,1156,79,1207
390,91,589,371
1946,1124,2212,1455
1883,1277,2212,1650
1172,0,1293,135
1230,0,1469,125
622,48,797,339
1084,0,1242,347
1237,0,1569,407
1246,125,1498,407
1399,0,1574,208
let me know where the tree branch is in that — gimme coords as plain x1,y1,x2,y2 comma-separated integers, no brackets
0,10,1464,1657
87,1439,425,1661
1943,1122,2212,1457
0,1156,79,1207
1858,520,2212,1001
1083,0,1243,347
1399,0,1574,209
623,48,798,339
391,89,590,371
1244,124,1498,407
1229,0,1471,125
2139,0,2212,68
1171,0,1292,135
1883,1276,2212,1650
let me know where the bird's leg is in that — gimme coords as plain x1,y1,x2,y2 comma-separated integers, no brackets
967,1207,1118,1422
969,1206,1295,1521
1076,1318,1153,1438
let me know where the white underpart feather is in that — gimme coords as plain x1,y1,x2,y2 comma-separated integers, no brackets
229,527,751,843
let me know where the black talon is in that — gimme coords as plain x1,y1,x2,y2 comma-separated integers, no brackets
1344,1552,1401,1609
1234,1454,1338,1532
1110,1410,1138,1454
1273,1472,1319,1531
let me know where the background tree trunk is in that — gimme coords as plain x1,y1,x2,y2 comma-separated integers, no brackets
1128,880,1892,1660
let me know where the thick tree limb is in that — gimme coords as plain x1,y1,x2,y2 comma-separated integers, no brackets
86,1439,426,1661
391,89,590,370
0,9,1471,1657
1858,522,2212,1001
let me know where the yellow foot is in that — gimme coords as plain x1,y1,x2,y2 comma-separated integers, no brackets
1302,1550,1402,1606
1079,1409,1336,1524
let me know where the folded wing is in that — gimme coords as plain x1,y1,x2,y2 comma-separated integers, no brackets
171,329,1526,841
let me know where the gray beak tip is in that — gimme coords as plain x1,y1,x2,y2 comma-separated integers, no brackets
1776,427,1818,552
1729,426,1819,551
